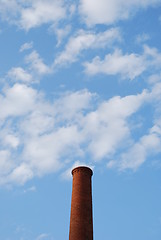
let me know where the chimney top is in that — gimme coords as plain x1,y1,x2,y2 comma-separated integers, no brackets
71,166,93,176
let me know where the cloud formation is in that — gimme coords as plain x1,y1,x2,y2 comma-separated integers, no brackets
8,67,33,83
54,28,121,66
0,0,160,30
1,79,161,186
0,0,161,188
84,45,161,80
25,50,51,75
0,0,67,30
7,49,52,85
79,0,161,25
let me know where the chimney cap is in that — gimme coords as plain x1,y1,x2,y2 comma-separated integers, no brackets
71,166,93,176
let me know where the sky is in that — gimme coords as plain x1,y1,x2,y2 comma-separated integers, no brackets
0,0,161,239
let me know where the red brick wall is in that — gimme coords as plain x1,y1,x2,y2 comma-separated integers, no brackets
69,166,93,240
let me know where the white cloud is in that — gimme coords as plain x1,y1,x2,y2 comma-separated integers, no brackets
119,131,161,171
22,126,81,177
25,50,51,75
147,73,161,84
23,185,36,193
79,0,161,25
54,28,121,66
9,163,34,185
8,67,33,83
0,83,37,120
0,85,93,185
52,25,71,47
19,42,33,52
4,134,19,149
0,150,13,175
7,49,52,84
36,233,50,240
53,89,94,121
0,0,67,30
82,90,148,160
107,160,117,169
84,49,145,79
144,45,161,68
107,130,161,171
84,45,161,80
0,0,20,23
20,0,66,30
0,80,161,185
106,86,161,171
136,33,150,44
150,82,161,102
20,111,54,137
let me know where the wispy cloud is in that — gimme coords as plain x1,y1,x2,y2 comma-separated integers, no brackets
136,33,150,44
84,45,161,80
107,123,161,171
23,185,36,193
36,233,50,240
119,131,161,170
54,28,121,66
19,42,33,52
49,24,71,47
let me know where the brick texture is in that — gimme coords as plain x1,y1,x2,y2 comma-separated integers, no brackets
69,166,93,240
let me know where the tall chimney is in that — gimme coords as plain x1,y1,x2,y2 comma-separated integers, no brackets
69,166,93,240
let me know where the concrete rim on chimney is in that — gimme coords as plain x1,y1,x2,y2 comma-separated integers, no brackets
71,166,93,176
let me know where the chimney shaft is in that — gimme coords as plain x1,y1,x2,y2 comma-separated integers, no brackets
69,166,93,240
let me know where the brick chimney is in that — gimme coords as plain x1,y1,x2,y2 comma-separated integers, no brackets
69,166,93,240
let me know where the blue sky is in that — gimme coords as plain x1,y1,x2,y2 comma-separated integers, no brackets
0,0,161,239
